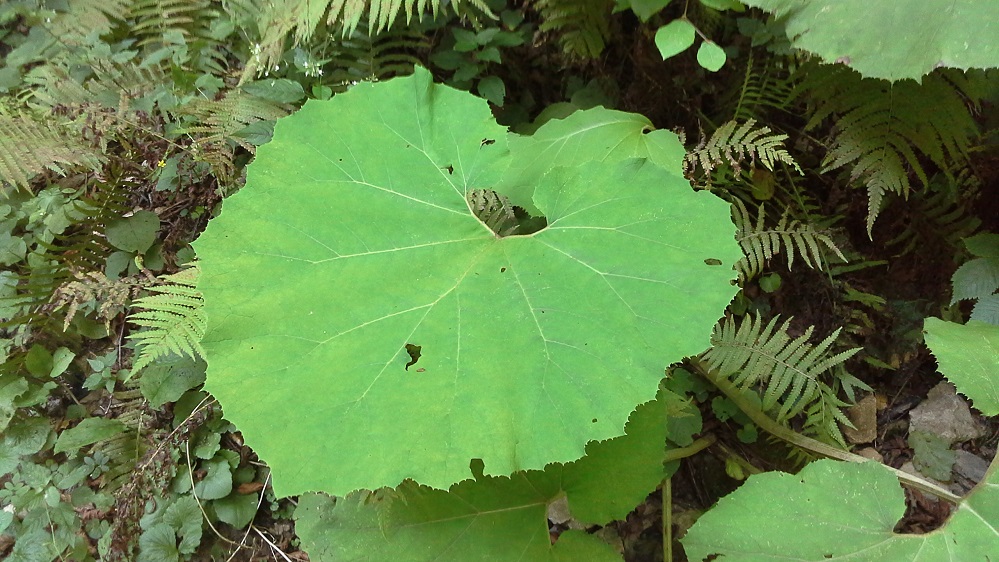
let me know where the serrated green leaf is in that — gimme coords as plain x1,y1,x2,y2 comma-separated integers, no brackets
972,294,999,325
740,0,999,81
910,430,956,481
195,68,739,498
194,456,233,500
242,78,305,104
163,495,203,555
0,508,11,534
138,523,180,562
964,233,999,259
654,19,696,60
213,492,259,528
0,375,28,433
500,107,689,216
54,418,127,455
924,318,999,416
192,431,221,461
106,210,160,254
477,75,506,106
296,394,673,561
138,356,206,409
951,257,999,303
1,418,49,474
696,40,726,72
0,231,27,266
684,458,999,560
232,120,275,146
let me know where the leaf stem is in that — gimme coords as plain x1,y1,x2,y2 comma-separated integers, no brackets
688,358,962,504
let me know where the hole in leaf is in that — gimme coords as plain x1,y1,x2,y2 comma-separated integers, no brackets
444,165,454,174
500,267,506,272
467,189,547,237
481,138,495,146
704,258,722,266
404,343,422,371
591,418,597,423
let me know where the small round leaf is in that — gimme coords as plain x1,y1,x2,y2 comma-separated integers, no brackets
654,19,696,60
105,210,160,254
696,40,727,71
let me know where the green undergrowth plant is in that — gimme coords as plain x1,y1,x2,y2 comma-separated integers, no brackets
127,262,207,374
701,313,865,446
194,67,742,558
2,1,998,560
948,232,999,325
684,316,999,559
796,63,988,235
730,198,845,282
646,0,743,72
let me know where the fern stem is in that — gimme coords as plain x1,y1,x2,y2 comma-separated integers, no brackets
665,435,714,463
688,358,962,504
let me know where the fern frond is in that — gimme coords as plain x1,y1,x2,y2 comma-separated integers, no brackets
0,112,104,189
172,90,290,184
128,0,220,45
91,382,151,491
128,0,229,74
887,179,981,256
51,271,151,332
732,199,846,282
46,0,130,41
127,264,207,375
727,51,796,123
326,22,428,91
684,119,801,180
701,314,862,436
3,177,130,336
798,64,983,236
245,0,490,80
532,0,611,58
467,189,519,236
176,90,289,150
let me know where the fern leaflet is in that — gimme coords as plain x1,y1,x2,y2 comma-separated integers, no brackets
797,64,984,236
532,0,611,58
245,0,490,79
702,314,864,445
0,111,104,189
684,119,801,180
127,263,207,375
732,199,846,281
467,189,519,236
727,51,796,123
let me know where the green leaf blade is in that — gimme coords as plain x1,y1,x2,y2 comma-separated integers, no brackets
683,458,999,561
696,40,726,72
924,318,999,417
196,68,739,498
297,393,677,561
654,19,696,60
741,0,999,81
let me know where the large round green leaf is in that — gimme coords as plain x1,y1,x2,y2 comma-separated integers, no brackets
195,68,739,497
743,0,999,82
296,392,688,561
683,458,999,561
